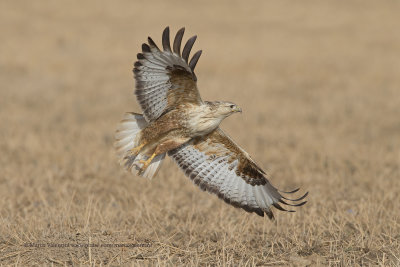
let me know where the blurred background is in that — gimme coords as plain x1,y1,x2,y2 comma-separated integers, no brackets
0,0,399,265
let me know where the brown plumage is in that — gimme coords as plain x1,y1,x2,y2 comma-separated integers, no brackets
115,26,307,218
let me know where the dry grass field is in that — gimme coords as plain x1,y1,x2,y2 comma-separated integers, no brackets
1,0,399,266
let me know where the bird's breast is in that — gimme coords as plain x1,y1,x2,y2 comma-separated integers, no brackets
184,105,222,137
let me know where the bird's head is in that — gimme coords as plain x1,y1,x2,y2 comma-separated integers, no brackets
208,101,242,118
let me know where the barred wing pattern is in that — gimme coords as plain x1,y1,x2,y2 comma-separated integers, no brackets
168,128,308,218
134,27,203,122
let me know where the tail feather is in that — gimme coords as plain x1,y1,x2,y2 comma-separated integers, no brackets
114,112,165,179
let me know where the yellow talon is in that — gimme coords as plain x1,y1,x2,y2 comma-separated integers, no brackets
130,143,145,155
138,153,157,175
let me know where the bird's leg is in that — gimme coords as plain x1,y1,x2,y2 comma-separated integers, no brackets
129,142,146,156
138,152,157,175
137,140,184,175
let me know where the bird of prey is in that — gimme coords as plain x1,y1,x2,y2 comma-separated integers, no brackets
115,27,307,219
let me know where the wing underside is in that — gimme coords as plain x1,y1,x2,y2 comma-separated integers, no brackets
168,128,308,219
134,27,203,122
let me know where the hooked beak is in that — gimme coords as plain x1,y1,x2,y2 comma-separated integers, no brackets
235,106,242,113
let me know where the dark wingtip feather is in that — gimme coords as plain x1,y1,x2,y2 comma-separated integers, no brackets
142,43,151,53
273,203,296,213
137,53,145,60
255,209,265,217
182,35,197,63
296,201,307,207
279,199,308,207
282,191,309,202
148,37,159,50
273,203,288,211
280,187,300,194
162,26,171,52
265,209,274,220
173,27,185,56
189,50,202,71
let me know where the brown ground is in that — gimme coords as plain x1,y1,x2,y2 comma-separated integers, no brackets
1,0,399,266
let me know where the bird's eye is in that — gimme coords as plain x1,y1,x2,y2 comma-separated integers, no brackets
229,105,235,109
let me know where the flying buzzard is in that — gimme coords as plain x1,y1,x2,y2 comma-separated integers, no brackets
115,27,307,219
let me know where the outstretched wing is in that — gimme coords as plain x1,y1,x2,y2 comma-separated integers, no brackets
168,128,308,219
134,26,203,122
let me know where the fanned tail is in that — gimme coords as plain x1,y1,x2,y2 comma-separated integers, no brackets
114,112,165,179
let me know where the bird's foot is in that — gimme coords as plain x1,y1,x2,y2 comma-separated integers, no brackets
138,153,156,175
129,143,145,156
